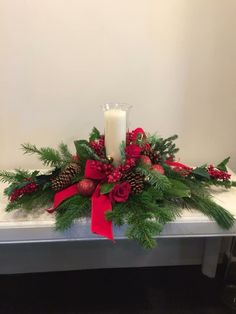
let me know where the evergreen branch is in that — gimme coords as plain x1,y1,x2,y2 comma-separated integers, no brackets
79,143,108,163
152,201,183,225
55,195,90,230
152,134,179,160
126,209,163,249
136,165,171,193
185,195,235,229
5,189,54,212
21,143,63,167
106,202,127,225
89,127,101,141
58,142,72,163
0,171,18,183
0,169,35,184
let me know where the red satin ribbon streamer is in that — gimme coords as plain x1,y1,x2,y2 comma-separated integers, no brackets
165,159,192,171
91,185,113,240
46,184,78,213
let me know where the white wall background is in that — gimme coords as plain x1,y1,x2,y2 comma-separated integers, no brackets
0,0,236,170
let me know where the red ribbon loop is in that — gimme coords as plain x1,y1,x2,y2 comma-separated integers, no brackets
165,159,192,171
47,160,114,241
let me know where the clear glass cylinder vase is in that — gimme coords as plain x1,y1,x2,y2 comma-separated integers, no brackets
102,103,132,165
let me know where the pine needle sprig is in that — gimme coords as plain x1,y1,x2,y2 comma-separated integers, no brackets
126,209,163,249
151,134,179,161
22,143,63,167
55,195,90,230
58,142,72,163
0,169,35,184
106,202,128,226
185,195,235,229
5,188,54,212
0,171,19,183
136,165,171,193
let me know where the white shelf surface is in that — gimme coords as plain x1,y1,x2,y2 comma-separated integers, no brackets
1,170,236,243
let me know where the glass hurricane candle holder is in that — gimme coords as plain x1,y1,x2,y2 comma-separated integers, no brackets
102,103,132,165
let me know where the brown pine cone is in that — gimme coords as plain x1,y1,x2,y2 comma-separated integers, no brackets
51,163,80,191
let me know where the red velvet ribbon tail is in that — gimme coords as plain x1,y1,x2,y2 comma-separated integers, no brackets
91,185,114,241
46,184,78,213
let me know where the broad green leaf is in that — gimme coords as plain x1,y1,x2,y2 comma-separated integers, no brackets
192,167,210,179
74,140,91,161
216,157,230,172
100,183,115,194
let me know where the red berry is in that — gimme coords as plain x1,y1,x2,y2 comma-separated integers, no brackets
152,164,165,175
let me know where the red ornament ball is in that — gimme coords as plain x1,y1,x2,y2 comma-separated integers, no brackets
77,179,97,197
152,164,165,175
139,155,152,166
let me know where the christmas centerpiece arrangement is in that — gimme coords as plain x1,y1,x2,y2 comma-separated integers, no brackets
1,104,235,248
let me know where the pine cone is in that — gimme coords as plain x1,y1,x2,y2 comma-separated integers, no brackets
51,163,80,191
122,171,145,194
143,148,161,164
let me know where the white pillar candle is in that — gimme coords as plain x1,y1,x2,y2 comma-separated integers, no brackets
104,109,126,165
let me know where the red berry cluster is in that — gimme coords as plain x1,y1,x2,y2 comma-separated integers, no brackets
91,160,113,176
208,165,231,181
10,182,38,202
108,158,136,183
90,136,105,158
108,170,122,183
91,158,136,183
118,158,136,172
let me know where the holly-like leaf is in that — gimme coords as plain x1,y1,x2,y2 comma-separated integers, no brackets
89,127,101,141
192,167,210,179
74,140,91,162
216,157,230,172
100,183,115,194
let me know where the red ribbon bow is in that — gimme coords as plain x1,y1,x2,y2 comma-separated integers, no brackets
47,160,114,241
